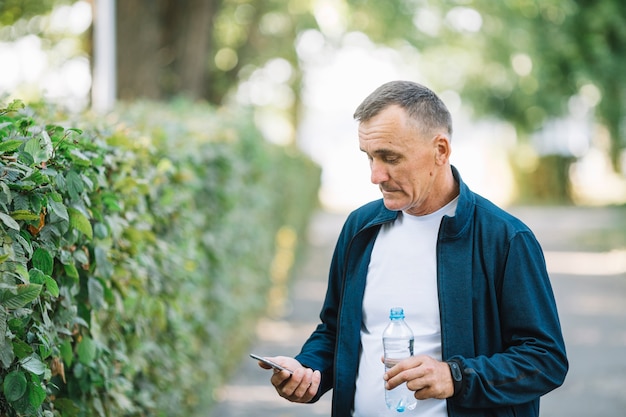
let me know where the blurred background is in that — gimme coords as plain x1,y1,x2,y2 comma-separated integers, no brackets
2,0,626,210
1,1,625,416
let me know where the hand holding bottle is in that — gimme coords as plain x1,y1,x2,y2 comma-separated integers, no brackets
383,354,455,400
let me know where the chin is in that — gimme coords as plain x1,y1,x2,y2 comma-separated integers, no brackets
382,199,405,212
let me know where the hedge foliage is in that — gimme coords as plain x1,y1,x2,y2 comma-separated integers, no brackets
0,99,321,417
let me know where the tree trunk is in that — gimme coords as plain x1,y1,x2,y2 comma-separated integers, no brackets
161,0,218,99
116,0,163,100
116,0,218,101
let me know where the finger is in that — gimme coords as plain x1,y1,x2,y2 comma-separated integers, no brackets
400,359,452,400
292,368,315,398
279,366,307,398
384,356,423,385
300,369,321,403
270,368,293,390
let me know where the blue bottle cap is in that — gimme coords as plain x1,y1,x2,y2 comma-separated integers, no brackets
389,307,405,319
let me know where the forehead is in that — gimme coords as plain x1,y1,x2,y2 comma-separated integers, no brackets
358,105,417,147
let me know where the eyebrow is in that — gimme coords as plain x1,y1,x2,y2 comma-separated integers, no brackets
360,148,401,157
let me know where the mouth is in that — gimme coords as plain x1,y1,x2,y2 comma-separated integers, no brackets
380,185,399,194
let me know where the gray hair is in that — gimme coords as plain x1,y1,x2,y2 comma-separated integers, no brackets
353,80,453,138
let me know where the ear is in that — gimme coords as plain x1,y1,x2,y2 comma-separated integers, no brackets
433,134,452,165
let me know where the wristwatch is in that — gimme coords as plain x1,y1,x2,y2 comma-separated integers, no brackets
447,360,463,397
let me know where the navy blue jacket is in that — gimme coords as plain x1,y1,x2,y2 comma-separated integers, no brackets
295,167,568,416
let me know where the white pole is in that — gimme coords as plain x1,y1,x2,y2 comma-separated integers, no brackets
92,0,116,113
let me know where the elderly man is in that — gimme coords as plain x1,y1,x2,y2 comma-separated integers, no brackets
257,81,568,417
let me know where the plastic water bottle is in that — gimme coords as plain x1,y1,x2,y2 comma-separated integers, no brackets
383,307,417,412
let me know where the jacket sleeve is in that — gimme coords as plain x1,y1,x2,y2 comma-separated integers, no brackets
294,219,351,401
449,231,568,408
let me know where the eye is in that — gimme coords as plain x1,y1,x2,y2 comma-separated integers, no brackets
383,156,400,164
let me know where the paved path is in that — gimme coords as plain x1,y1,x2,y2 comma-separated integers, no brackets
211,206,626,417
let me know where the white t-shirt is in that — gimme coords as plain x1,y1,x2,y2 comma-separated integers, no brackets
353,198,458,417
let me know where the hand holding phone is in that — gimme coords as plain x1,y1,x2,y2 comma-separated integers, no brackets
250,353,294,375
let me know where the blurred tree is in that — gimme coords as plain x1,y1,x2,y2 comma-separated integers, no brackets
457,0,626,173
352,0,625,169
3,0,624,177
115,0,318,106
0,0,68,25
343,0,626,201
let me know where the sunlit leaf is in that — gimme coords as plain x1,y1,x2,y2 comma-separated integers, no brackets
20,354,47,375
0,284,42,309
68,207,93,239
0,212,20,230
63,262,79,280
24,132,53,164
6,99,25,113
9,210,40,221
14,264,29,282
44,276,59,297
0,139,22,153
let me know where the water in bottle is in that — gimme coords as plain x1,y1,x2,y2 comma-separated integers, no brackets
383,307,417,412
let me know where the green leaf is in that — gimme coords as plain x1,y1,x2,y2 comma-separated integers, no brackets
24,132,53,164
0,308,15,368
0,284,42,309
12,338,33,359
0,139,22,153
3,370,27,402
60,339,73,367
49,199,69,221
44,276,60,297
6,99,25,113
64,262,79,280
77,336,96,365
29,269,46,284
65,171,84,201
70,148,92,166
88,277,105,309
27,379,46,409
68,207,93,239
0,253,9,264
32,248,54,275
54,397,80,417
0,181,11,204
14,264,29,282
10,210,40,221
0,212,20,230
20,354,47,375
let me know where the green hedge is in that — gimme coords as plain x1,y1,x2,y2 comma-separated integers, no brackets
0,99,321,417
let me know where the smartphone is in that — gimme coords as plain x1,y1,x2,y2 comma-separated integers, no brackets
249,353,293,375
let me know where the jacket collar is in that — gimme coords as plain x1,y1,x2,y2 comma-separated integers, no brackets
362,165,474,239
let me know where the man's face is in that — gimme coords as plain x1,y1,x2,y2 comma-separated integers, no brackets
358,105,447,216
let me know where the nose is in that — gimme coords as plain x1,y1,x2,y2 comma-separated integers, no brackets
370,160,389,185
